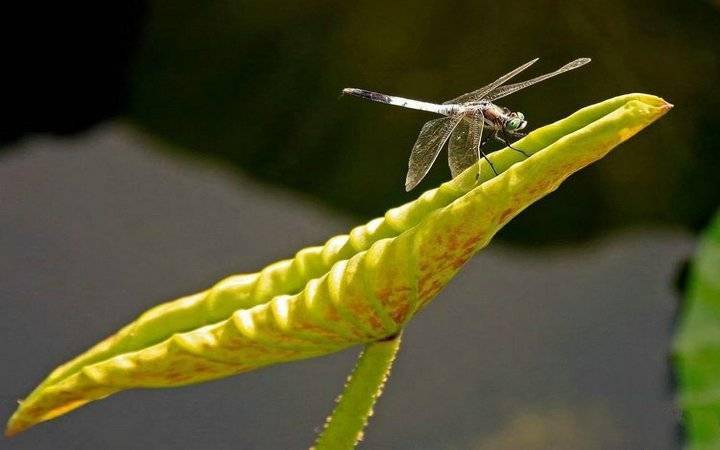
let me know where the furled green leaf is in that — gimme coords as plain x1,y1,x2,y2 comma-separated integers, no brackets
6,93,671,436
674,208,720,450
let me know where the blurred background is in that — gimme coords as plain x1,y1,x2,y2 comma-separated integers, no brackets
2,0,718,448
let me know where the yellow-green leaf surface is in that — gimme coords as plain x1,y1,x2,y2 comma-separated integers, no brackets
674,208,720,450
6,93,671,436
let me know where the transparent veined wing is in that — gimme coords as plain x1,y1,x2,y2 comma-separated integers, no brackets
442,58,539,105
485,58,591,102
448,113,484,178
405,116,462,191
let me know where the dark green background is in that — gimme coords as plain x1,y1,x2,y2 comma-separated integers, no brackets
126,0,719,243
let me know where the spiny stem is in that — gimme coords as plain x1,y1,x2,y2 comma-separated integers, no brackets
312,333,403,450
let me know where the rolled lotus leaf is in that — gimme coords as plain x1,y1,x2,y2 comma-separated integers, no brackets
6,93,671,436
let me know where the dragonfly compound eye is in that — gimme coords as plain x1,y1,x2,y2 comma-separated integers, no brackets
506,118,524,131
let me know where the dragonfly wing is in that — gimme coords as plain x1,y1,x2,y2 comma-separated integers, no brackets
448,114,484,178
405,116,462,191
486,58,591,102
442,58,539,105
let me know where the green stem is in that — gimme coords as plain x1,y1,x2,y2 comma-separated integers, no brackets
312,332,403,450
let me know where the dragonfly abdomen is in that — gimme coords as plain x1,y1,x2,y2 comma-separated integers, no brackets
343,88,445,114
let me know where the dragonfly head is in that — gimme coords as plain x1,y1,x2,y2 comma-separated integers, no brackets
504,111,527,132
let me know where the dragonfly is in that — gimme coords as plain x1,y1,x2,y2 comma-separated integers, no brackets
343,57,591,191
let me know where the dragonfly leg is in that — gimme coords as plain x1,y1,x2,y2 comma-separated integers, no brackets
479,149,498,176
494,130,530,158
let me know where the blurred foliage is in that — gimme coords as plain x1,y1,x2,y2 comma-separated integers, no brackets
674,207,720,449
127,0,719,244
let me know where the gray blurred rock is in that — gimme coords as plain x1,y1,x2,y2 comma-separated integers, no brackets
0,124,692,449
